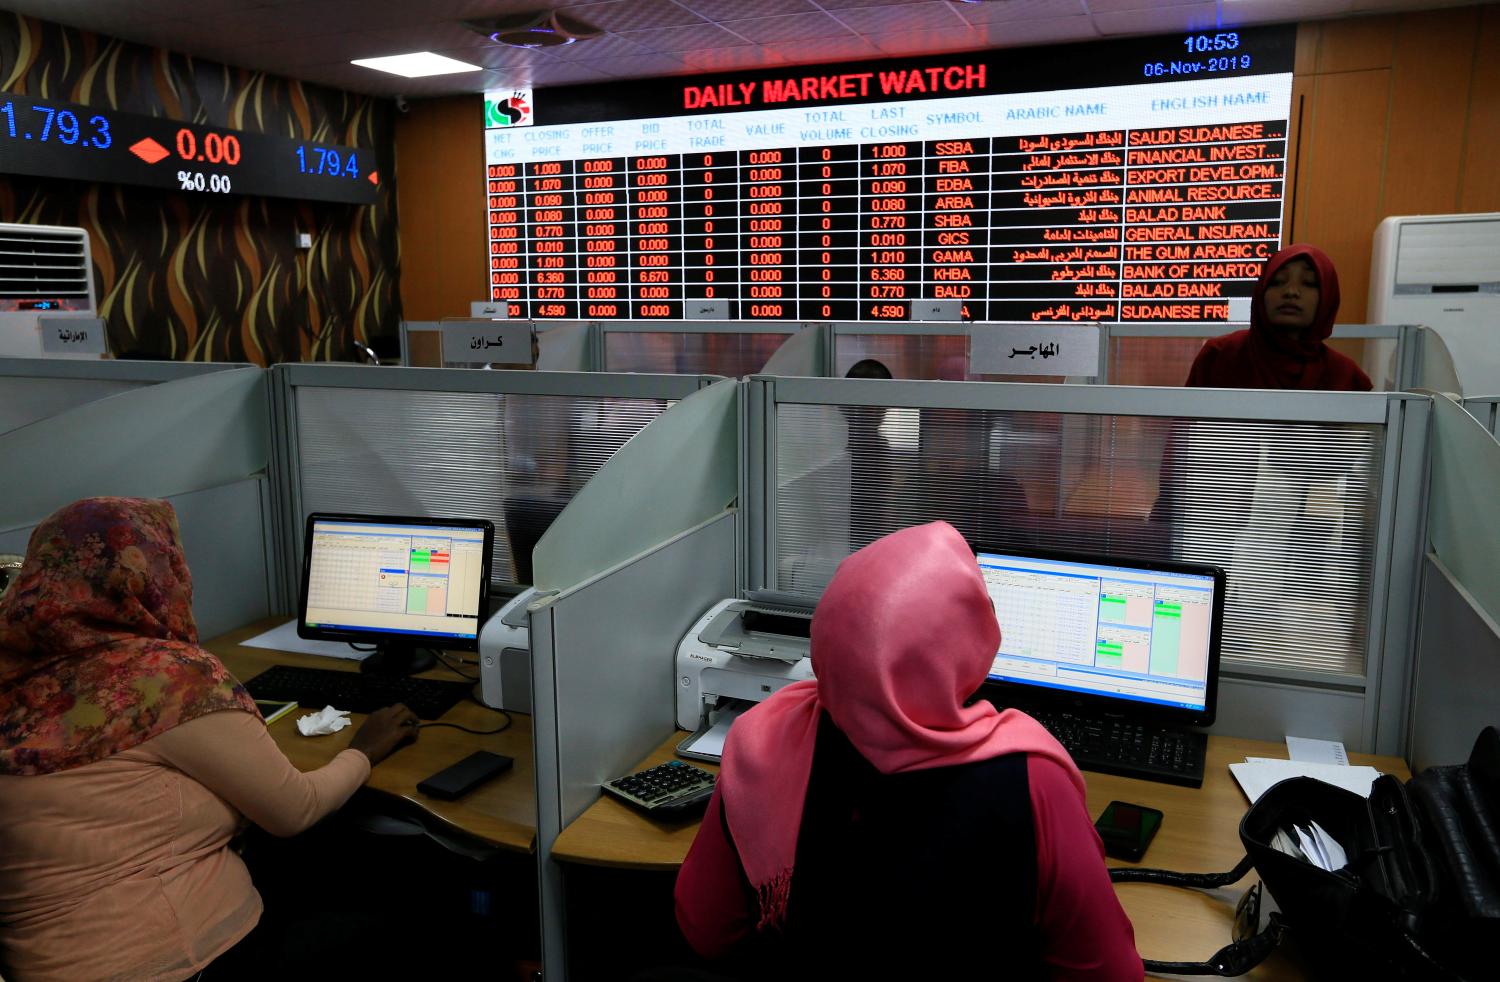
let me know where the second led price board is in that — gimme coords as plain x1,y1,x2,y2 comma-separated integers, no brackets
484,26,1295,322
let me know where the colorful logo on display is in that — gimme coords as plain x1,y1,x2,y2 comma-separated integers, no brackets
485,90,533,128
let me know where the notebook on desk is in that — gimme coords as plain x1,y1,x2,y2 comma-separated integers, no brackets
971,545,1227,788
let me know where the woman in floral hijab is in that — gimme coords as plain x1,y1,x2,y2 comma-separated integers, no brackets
0,496,259,775
0,498,416,981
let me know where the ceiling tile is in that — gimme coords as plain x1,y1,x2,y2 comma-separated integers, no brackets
1221,0,1355,22
720,10,855,42
814,0,925,10
1092,3,1223,35
525,60,616,85
677,0,817,17
558,0,707,32
762,35,881,63
681,45,785,70
543,32,655,60
829,1,969,33
1087,0,1205,11
618,22,751,52
952,0,1090,25
972,13,1098,46
866,26,985,54
595,51,695,76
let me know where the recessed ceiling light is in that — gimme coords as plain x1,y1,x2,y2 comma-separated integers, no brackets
350,52,482,78
465,10,603,49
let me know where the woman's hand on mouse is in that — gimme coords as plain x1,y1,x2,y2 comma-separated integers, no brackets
349,704,420,765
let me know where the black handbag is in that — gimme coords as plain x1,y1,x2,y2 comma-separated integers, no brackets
1110,727,1500,979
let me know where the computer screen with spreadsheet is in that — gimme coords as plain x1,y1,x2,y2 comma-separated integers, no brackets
973,546,1225,723
299,514,494,649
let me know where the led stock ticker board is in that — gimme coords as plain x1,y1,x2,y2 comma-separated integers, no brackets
484,26,1295,323
0,94,378,205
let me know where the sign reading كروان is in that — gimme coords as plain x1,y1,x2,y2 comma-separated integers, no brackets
440,319,534,365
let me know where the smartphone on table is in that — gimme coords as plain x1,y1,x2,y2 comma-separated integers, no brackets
1095,800,1163,862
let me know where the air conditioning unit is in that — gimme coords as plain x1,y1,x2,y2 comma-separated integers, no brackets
0,223,102,359
1368,213,1500,395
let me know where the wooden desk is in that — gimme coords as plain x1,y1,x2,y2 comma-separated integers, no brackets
206,618,537,854
553,731,1410,979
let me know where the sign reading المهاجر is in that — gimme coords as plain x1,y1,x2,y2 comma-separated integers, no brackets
968,324,1102,377
484,90,534,128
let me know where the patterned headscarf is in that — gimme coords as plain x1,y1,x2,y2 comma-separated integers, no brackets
0,497,258,776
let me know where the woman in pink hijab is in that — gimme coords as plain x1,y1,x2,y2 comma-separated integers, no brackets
674,522,1141,979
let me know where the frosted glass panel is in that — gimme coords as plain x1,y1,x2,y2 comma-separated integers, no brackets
773,402,1383,675
604,332,788,376
295,386,667,585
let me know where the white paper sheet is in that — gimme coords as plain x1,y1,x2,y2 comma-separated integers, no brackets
1286,736,1350,766
679,704,751,761
240,619,368,660
1229,759,1382,803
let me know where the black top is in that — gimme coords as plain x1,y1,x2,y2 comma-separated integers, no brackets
734,712,1045,980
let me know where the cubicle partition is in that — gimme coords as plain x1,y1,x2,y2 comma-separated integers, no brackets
525,378,741,977
1463,396,1500,437
594,319,803,377
0,366,274,637
1408,395,1500,770
0,357,247,434
268,364,717,610
743,376,1430,754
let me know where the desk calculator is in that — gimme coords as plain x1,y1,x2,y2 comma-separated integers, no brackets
603,760,716,816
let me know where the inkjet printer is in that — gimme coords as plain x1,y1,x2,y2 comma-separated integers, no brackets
477,587,543,714
676,595,816,762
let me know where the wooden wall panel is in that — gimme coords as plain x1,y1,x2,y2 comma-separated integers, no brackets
1296,70,1392,322
395,96,486,322
1459,5,1500,212
1315,15,1396,73
1382,7,1481,217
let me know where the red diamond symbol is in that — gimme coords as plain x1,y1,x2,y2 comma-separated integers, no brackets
367,170,379,186
129,137,170,164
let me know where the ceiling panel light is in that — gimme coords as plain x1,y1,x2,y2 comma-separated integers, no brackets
350,52,482,78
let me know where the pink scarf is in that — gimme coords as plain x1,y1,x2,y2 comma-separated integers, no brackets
719,522,1086,930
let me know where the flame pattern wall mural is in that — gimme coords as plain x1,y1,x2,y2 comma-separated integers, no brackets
0,12,400,363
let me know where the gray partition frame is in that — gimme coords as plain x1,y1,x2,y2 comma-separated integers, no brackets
0,357,249,433
268,365,717,611
0,366,275,637
1464,396,1500,436
743,376,1430,755
530,510,738,978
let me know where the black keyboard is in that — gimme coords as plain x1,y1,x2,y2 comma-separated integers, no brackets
1029,710,1207,788
244,665,471,720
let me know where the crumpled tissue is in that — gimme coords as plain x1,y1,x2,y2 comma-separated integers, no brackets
296,705,353,736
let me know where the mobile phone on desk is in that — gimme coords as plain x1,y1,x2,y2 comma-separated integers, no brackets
1095,800,1163,862
416,751,514,800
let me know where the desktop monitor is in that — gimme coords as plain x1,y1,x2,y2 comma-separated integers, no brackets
971,545,1226,728
299,513,495,676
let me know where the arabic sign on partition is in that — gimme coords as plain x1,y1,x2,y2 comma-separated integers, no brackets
969,323,1102,377
38,316,107,355
439,319,534,365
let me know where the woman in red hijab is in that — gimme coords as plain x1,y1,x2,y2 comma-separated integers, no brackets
0,498,418,981
674,522,1140,979
1186,244,1373,391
